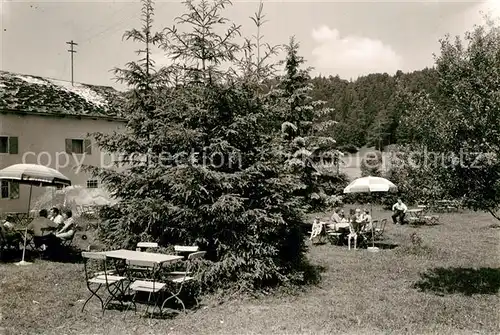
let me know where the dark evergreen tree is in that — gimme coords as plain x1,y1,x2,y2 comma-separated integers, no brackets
272,37,343,212
92,0,319,292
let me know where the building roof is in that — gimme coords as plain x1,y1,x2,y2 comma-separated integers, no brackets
0,70,126,118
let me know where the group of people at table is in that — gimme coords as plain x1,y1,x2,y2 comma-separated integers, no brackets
325,207,373,233
0,207,76,254
314,198,409,244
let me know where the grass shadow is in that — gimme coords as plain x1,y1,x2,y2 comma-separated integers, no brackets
414,267,500,296
52,246,84,264
373,242,399,250
0,246,84,264
407,222,440,228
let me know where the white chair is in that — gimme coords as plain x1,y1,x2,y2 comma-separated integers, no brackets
81,252,126,314
174,245,199,253
174,245,199,259
126,259,166,316
163,251,206,313
347,222,357,250
131,242,160,277
374,219,387,239
136,242,159,251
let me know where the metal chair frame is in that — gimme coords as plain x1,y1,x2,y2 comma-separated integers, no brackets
162,251,206,313
125,259,166,317
81,252,126,315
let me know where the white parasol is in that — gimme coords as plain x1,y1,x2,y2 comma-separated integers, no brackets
343,176,397,252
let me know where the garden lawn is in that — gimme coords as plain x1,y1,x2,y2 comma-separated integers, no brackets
1,208,499,335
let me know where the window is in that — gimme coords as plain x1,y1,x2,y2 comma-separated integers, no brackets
0,181,8,198
0,181,20,199
72,139,83,154
0,137,7,153
86,179,98,188
65,138,91,155
0,136,18,154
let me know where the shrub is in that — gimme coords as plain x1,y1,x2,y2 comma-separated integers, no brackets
395,232,435,258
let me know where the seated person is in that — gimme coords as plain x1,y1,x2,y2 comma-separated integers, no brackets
351,208,365,232
1,215,21,248
27,209,59,250
55,210,75,241
328,208,342,230
362,209,373,231
339,209,347,221
392,198,407,224
2,215,15,230
49,207,64,228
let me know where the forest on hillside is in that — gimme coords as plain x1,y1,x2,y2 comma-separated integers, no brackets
308,68,439,150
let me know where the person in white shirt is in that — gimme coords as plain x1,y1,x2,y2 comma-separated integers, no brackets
50,207,64,228
392,198,407,224
328,208,342,230
330,208,342,223
362,209,372,231
1,215,21,247
350,208,365,232
339,209,346,221
2,215,15,230
56,210,75,240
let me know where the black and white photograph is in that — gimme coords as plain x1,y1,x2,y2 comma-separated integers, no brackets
0,0,499,334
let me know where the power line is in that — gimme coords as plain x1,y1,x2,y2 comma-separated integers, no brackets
66,40,78,86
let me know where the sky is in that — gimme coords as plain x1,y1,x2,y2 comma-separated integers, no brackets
0,0,499,90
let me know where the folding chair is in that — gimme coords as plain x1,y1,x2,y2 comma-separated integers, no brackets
81,252,127,314
59,232,76,248
137,242,159,251
358,225,371,249
347,222,357,250
174,245,199,259
0,227,21,254
162,251,206,313
33,231,60,259
126,259,167,317
374,219,387,240
325,223,342,245
129,243,160,278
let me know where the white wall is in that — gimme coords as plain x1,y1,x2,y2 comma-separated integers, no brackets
0,112,125,213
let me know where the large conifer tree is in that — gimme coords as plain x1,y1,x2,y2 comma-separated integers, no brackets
92,0,318,291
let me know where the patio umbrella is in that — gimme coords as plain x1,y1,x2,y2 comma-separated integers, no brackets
343,176,397,251
343,176,397,194
0,164,71,265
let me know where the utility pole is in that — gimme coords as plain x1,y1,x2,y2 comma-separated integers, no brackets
66,40,77,86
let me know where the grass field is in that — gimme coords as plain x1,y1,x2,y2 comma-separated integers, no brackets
1,208,499,335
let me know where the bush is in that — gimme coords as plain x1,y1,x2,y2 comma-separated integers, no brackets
395,232,440,259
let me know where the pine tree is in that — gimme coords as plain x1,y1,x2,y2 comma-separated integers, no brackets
92,0,317,292
274,37,342,212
